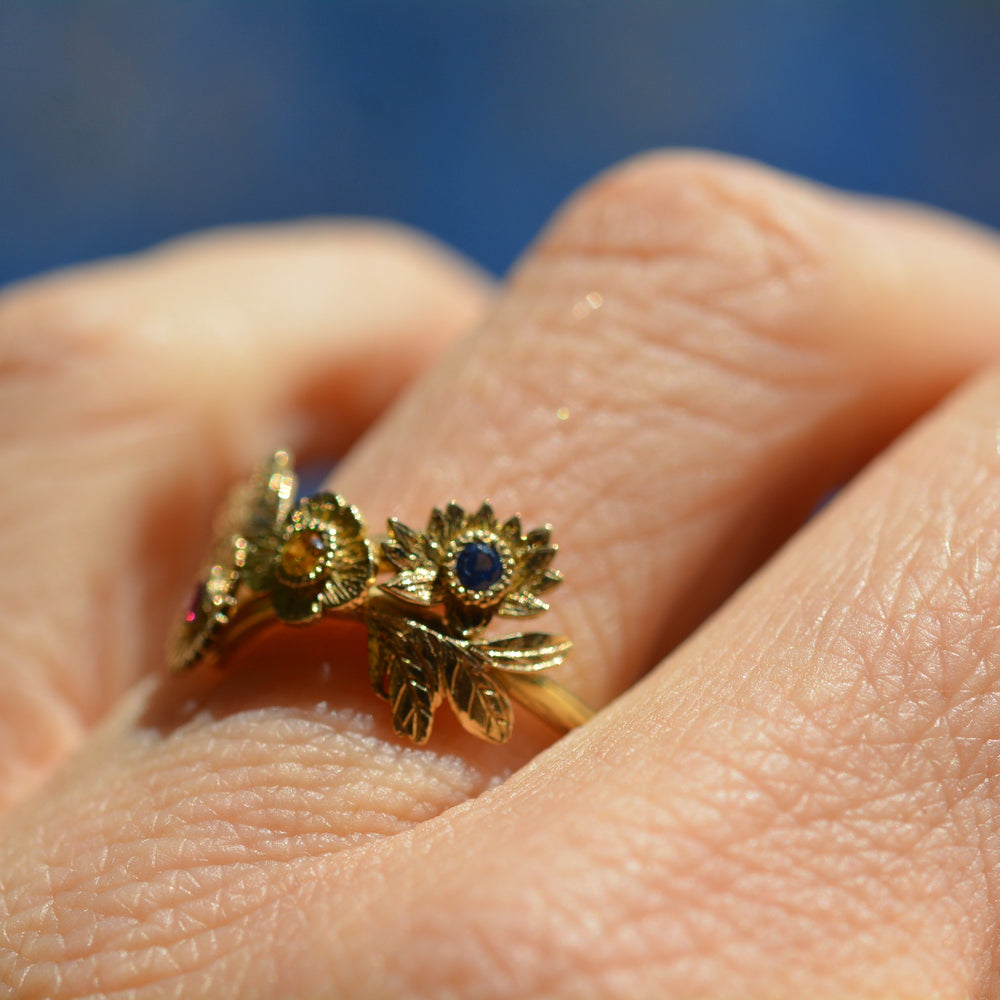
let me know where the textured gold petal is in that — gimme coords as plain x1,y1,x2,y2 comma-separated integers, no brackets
305,492,366,540
469,501,497,534
534,569,563,594
427,507,448,549
237,451,298,589
388,517,425,562
499,515,522,545
524,525,552,549
443,501,465,538
520,545,558,580
320,538,375,608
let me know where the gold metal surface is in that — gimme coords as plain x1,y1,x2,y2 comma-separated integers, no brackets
169,451,594,744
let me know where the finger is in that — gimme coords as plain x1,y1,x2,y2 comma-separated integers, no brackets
334,151,1000,708
9,155,1000,997
299,369,1000,999
0,223,492,808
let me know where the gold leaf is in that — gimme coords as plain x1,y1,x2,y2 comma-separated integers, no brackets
388,653,440,744
474,632,572,673
367,611,443,744
368,630,391,700
380,567,441,605
443,656,513,744
497,591,550,618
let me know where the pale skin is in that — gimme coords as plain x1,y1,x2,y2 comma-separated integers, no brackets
6,152,1000,997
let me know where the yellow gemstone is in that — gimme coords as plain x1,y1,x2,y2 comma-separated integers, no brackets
280,528,328,578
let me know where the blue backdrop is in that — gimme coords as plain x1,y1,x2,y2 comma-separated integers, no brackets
2,2,999,286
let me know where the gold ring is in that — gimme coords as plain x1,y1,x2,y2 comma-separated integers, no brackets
169,451,593,745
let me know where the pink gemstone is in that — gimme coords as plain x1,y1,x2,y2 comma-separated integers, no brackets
184,582,206,625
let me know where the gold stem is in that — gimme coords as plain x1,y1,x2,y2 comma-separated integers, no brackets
500,672,595,731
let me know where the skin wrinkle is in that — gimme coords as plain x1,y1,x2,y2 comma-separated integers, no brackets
534,155,829,296
700,386,990,988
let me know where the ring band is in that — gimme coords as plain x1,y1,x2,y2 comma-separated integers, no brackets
170,451,593,744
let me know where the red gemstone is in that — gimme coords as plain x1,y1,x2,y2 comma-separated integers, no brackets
184,582,206,625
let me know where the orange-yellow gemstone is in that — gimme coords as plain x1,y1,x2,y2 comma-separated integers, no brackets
280,529,328,578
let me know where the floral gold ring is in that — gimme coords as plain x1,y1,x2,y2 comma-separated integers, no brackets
169,451,593,745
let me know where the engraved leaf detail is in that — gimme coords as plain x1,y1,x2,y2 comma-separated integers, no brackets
368,611,443,744
380,566,441,605
498,591,550,618
388,649,439,745
443,656,514,744
367,610,523,744
472,633,573,673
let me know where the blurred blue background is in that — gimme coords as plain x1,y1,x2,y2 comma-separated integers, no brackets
1,1,999,287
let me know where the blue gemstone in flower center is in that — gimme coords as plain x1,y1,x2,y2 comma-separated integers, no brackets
455,541,504,591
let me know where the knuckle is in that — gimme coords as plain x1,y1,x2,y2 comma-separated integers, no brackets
527,150,838,352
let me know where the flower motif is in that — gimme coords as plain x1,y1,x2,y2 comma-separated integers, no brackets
267,493,375,623
369,501,571,744
379,501,562,635
169,450,296,670
170,451,375,667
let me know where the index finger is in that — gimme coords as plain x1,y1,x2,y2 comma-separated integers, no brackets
0,222,492,810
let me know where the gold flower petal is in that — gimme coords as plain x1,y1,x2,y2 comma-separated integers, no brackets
427,507,449,548
520,545,558,579
525,525,552,548
443,501,464,538
169,451,295,670
236,450,298,590
269,492,375,623
500,515,522,544
469,501,497,533
388,517,424,561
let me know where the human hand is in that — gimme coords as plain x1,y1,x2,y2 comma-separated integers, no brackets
5,153,1000,997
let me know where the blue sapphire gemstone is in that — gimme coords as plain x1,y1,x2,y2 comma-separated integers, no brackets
455,541,504,591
